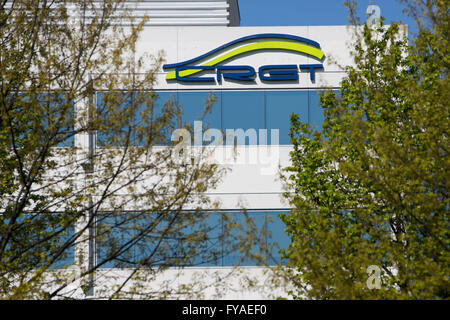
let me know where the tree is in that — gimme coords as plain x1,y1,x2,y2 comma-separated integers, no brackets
0,0,259,299
280,0,449,299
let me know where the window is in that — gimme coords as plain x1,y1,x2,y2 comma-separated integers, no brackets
178,91,221,131
95,89,329,146
96,91,178,146
96,211,290,268
266,91,308,145
309,90,325,131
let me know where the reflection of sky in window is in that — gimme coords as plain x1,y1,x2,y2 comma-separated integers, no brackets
9,92,74,147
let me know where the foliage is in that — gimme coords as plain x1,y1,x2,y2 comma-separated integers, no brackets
280,0,449,299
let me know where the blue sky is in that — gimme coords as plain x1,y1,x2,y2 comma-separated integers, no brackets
239,0,416,35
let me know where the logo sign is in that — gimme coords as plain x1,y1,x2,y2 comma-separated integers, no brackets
162,33,325,83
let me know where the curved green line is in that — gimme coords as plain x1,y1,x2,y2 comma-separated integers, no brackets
166,41,324,80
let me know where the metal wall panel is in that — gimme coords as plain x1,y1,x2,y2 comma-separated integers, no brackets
4,0,240,26
121,0,232,26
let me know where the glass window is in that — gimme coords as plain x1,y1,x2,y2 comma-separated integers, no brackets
185,212,223,267
49,225,75,269
97,211,225,268
222,211,267,266
2,213,75,269
6,92,74,148
266,91,308,145
96,91,135,147
96,210,291,268
140,91,178,146
132,211,224,268
96,91,178,146
96,213,137,268
178,91,221,131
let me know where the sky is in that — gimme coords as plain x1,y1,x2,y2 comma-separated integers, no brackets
239,0,417,35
